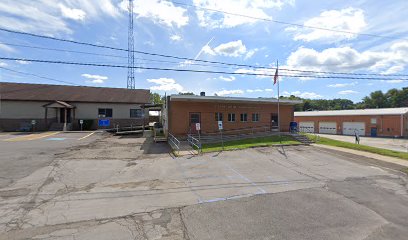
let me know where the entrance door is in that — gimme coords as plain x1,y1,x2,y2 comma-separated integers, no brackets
59,108,72,123
270,113,279,131
189,112,201,134
371,127,377,137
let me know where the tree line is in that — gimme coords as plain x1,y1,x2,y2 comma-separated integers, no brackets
150,88,408,111
282,88,408,111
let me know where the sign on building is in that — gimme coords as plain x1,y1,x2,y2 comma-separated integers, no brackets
218,121,223,130
195,123,201,131
98,119,110,127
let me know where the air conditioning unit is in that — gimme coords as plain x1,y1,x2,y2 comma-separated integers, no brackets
98,114,106,118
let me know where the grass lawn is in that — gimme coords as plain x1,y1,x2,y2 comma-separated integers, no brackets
308,134,408,161
201,135,300,153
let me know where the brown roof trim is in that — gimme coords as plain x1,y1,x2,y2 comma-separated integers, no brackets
0,82,150,104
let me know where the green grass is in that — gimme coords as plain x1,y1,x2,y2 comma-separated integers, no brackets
307,134,408,161
201,135,301,153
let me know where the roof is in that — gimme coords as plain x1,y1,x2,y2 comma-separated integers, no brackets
170,95,302,105
0,82,150,104
295,108,408,117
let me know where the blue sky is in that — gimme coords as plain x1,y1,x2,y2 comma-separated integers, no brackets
0,0,407,102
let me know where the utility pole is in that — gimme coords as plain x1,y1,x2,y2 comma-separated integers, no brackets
127,0,135,89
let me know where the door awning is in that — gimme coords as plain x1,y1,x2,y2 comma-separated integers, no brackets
43,100,74,108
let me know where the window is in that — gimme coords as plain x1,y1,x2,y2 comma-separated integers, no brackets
252,113,260,122
371,118,377,124
240,113,248,122
98,108,112,118
228,113,235,122
130,109,143,118
215,112,223,121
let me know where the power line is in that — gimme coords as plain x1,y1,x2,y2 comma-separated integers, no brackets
1,27,408,77
0,66,78,86
172,1,408,41
1,57,408,81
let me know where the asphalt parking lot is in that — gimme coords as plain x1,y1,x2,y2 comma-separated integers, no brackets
0,133,407,239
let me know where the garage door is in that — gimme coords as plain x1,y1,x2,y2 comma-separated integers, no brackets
343,122,365,136
319,122,337,134
299,122,315,133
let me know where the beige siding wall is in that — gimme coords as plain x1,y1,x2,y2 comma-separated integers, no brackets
0,101,56,119
74,102,147,119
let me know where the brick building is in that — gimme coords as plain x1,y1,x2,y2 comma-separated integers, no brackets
294,108,408,137
0,82,150,131
164,94,301,137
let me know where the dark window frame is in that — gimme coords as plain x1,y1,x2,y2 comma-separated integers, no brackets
215,112,223,121
252,113,260,122
240,113,248,122
228,113,236,122
98,108,113,118
130,109,143,118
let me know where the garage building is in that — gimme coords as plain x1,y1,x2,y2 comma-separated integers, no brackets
164,94,301,137
294,108,408,137
0,82,150,131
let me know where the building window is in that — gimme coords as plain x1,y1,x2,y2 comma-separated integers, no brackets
215,112,223,121
98,108,112,118
240,113,248,122
371,118,377,124
228,113,236,122
130,109,143,118
252,113,260,122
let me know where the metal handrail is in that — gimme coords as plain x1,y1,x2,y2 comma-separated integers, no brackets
187,134,202,153
168,132,180,154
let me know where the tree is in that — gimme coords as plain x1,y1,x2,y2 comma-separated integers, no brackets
150,92,164,104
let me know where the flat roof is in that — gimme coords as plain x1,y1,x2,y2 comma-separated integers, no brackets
295,107,408,117
0,82,150,104
170,95,302,105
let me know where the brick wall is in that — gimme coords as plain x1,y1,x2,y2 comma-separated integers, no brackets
168,101,295,136
294,114,407,137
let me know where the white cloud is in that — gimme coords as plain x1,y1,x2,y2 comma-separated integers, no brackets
234,68,275,79
0,0,121,36
286,42,408,75
215,89,244,96
0,43,15,53
246,89,263,93
59,4,86,21
148,78,183,92
219,76,236,82
282,91,322,99
170,34,182,41
286,8,366,42
119,0,189,28
381,80,404,83
338,90,358,95
194,0,294,28
82,73,108,84
16,60,30,65
327,82,358,88
0,62,8,67
244,48,259,60
203,40,247,57
265,88,273,92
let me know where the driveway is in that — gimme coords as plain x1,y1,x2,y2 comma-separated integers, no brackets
317,133,408,152
1,134,407,239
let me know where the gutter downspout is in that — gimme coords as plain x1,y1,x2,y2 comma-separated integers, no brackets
401,114,404,137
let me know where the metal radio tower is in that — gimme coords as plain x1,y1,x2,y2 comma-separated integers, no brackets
127,0,135,89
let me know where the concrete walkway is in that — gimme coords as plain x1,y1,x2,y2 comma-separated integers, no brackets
313,144,408,168
317,134,408,153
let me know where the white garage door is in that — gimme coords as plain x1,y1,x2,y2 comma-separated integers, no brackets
343,122,365,136
299,121,315,133
319,122,337,134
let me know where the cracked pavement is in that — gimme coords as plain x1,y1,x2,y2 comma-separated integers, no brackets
1,132,408,239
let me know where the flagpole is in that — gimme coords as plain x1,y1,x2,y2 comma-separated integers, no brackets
277,60,280,141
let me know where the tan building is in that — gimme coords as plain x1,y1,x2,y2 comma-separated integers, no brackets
0,82,150,131
294,108,408,137
164,94,301,137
